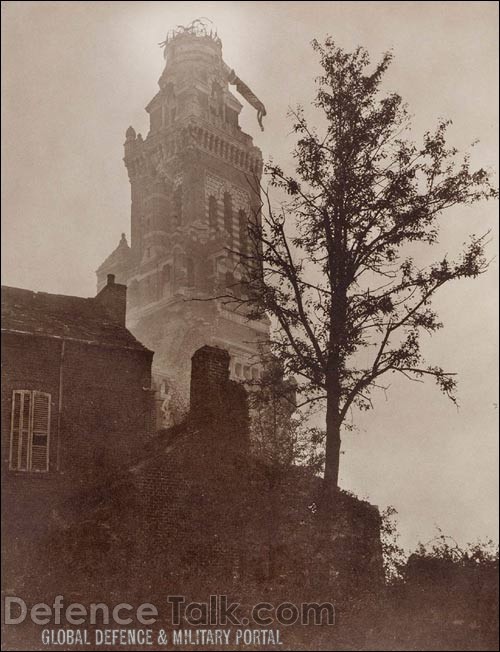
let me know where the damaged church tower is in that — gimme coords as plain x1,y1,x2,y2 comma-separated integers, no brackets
96,20,270,418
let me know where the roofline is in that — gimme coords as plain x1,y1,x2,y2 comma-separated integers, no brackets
1,327,154,356
2,285,94,302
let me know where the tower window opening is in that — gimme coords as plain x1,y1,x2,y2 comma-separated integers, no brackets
144,275,152,300
223,192,233,235
211,81,223,116
162,264,171,295
173,186,183,225
208,195,218,229
238,209,248,257
225,271,235,291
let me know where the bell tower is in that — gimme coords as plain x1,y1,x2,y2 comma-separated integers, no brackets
96,21,270,417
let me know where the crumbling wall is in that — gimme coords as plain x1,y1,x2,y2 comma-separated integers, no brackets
100,345,383,598
5,345,384,613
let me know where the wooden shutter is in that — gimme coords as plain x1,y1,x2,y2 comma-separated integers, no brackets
9,390,50,472
9,390,31,471
30,391,51,472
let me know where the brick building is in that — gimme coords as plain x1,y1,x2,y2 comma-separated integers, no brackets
96,21,271,416
1,274,154,594
1,274,153,480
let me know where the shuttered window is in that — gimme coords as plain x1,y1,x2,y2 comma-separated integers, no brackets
9,390,51,472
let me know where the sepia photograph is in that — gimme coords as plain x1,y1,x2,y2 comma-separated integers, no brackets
1,1,499,650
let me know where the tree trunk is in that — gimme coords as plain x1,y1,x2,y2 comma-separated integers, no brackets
324,388,342,492
324,283,346,494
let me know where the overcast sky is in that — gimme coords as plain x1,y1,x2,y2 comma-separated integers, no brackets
2,1,498,552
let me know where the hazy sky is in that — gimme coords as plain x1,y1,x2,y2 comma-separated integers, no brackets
2,1,498,552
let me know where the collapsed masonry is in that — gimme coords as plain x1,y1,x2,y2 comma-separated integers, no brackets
8,345,383,609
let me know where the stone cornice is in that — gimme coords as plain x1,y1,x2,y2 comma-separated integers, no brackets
124,116,263,181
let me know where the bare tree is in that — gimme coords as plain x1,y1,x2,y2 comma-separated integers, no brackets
229,39,497,494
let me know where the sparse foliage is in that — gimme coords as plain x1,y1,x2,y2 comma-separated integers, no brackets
380,506,406,583
228,38,497,491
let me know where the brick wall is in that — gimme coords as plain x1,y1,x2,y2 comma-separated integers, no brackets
1,330,153,594
2,332,152,480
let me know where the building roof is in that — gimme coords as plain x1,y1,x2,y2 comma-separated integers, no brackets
1,285,151,352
